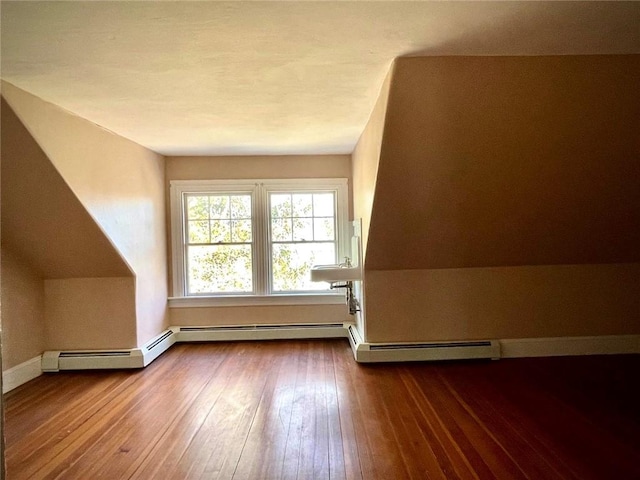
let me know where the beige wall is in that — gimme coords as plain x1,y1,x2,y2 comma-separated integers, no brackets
0,249,45,370
1,97,139,357
350,68,394,335
44,278,137,350
355,55,640,343
166,154,352,325
170,304,351,327
351,66,393,259
166,155,352,181
2,82,169,347
365,264,640,343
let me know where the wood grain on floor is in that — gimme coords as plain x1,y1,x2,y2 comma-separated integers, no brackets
4,340,640,479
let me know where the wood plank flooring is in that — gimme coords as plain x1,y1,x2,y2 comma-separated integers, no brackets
4,340,640,479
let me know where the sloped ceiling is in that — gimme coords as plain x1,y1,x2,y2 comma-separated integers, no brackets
2,1,640,156
366,55,640,270
1,99,133,278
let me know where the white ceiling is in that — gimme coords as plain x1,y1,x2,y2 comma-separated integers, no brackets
2,1,639,156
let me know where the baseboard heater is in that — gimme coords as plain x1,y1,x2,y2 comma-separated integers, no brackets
41,325,345,372
40,322,499,372
348,325,500,362
178,323,348,342
42,349,140,372
41,327,179,372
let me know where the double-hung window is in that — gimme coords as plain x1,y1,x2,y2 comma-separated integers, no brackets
170,178,349,299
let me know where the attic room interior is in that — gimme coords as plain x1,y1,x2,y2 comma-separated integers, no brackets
1,1,639,478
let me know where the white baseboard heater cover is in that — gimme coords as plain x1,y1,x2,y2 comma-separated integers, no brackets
41,325,346,371
178,323,348,342
40,323,502,372
348,325,500,362
42,328,178,372
42,350,140,372
140,328,178,366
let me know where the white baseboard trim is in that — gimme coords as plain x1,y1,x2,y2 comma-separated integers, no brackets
347,328,640,363
500,334,640,358
176,323,349,343
3,356,43,393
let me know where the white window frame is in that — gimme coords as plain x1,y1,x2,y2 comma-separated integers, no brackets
169,178,349,305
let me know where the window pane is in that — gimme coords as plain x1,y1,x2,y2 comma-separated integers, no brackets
209,196,230,219
188,220,210,244
313,218,334,241
292,217,313,241
313,193,334,217
188,245,252,294
272,243,335,291
230,195,251,219
271,218,292,242
231,220,252,242
271,194,292,218
210,220,231,243
187,196,209,220
292,194,313,217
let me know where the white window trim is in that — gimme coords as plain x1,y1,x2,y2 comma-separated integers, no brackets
167,293,346,308
170,178,350,304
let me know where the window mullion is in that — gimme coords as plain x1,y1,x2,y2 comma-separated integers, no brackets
253,183,269,295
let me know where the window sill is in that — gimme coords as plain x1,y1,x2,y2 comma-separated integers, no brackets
168,293,345,308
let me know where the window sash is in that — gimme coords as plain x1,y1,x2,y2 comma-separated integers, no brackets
183,192,255,295
266,189,339,293
170,179,349,298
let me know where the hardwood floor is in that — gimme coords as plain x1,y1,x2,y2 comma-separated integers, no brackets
4,340,640,479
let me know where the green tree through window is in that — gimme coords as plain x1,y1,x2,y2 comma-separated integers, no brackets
270,193,336,291
186,194,253,294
